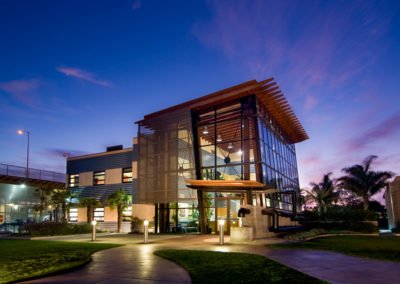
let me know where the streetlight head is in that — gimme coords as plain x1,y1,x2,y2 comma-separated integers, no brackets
91,220,97,226
17,129,24,135
143,220,149,226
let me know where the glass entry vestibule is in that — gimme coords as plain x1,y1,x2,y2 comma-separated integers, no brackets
204,192,244,234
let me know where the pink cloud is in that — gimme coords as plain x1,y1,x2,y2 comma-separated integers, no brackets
131,0,141,11
345,113,400,152
0,79,40,107
57,66,112,87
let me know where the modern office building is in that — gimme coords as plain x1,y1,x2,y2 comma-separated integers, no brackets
68,77,308,236
137,77,308,236
66,144,153,232
386,176,400,229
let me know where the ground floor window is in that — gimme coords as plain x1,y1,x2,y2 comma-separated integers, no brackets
94,207,104,222
69,208,78,222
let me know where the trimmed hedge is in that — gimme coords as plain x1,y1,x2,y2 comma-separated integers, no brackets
20,222,93,237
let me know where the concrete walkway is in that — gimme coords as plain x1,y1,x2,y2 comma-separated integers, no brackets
24,234,400,284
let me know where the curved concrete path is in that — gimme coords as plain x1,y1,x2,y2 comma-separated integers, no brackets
24,234,400,284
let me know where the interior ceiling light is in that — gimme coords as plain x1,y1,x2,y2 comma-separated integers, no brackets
216,134,222,142
202,126,209,135
228,142,233,150
238,149,243,155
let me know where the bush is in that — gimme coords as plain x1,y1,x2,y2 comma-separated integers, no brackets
392,227,400,233
20,222,93,237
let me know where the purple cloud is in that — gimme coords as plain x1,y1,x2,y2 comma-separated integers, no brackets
0,79,40,107
131,0,141,11
57,66,112,87
345,114,400,152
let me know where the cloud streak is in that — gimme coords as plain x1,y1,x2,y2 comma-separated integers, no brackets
345,114,400,152
0,79,40,107
57,66,112,87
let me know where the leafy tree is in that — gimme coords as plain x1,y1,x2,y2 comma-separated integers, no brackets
33,186,52,221
80,197,101,223
107,189,131,232
304,173,339,214
51,188,74,222
337,155,394,210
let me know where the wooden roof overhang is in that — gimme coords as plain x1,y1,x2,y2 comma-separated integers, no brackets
138,78,308,144
185,179,278,193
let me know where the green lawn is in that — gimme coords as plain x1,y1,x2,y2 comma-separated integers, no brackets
154,249,324,284
0,239,120,283
270,236,400,262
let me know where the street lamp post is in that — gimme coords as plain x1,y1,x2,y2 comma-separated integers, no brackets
17,129,30,178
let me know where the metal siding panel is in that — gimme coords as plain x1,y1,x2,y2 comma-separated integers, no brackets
67,151,133,174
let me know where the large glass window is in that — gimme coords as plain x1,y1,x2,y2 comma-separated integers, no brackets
93,171,105,185
122,167,132,183
69,174,79,187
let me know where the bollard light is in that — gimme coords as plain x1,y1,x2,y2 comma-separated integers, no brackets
91,220,97,241
218,219,225,245
143,219,149,244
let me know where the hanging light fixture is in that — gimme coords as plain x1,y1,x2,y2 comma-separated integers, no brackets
216,134,222,142
202,126,209,135
238,149,243,156
227,142,233,150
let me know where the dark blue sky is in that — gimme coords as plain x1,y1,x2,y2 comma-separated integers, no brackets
1,0,399,191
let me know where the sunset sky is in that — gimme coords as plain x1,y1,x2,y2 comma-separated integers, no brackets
1,0,399,192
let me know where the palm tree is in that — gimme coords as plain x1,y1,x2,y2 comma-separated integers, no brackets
304,173,339,214
107,189,131,233
337,155,394,210
51,188,73,222
80,197,101,223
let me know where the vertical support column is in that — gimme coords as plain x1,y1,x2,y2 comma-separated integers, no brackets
191,110,207,234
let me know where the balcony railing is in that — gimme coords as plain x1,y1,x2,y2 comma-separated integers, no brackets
0,163,66,183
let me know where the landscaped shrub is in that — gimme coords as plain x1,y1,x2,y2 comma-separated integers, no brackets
300,207,378,233
392,227,400,233
20,222,93,237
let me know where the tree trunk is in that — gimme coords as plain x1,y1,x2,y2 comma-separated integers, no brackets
117,207,122,233
62,203,67,222
363,195,369,210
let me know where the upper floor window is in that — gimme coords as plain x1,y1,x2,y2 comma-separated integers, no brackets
122,167,133,183
94,171,105,185
69,174,79,187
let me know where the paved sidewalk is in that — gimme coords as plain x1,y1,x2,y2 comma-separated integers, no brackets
24,234,400,284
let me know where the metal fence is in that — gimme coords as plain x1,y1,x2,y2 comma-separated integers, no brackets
0,163,65,183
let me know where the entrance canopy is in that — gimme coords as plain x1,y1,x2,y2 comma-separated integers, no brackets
185,179,278,193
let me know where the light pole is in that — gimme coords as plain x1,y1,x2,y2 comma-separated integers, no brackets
218,219,225,245
143,219,149,243
91,220,97,241
17,129,30,178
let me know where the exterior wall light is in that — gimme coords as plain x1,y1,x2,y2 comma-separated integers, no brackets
91,220,97,241
202,126,209,135
143,219,149,243
218,219,225,245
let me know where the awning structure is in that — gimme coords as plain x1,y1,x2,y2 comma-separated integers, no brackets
185,179,278,193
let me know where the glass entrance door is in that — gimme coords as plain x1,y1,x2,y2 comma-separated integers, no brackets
215,195,243,234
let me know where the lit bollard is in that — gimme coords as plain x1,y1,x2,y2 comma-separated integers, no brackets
218,219,225,245
143,219,149,244
91,220,97,241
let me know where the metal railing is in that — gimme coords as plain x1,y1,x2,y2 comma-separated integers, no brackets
0,163,66,183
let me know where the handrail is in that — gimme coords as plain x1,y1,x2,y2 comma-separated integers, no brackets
0,163,65,183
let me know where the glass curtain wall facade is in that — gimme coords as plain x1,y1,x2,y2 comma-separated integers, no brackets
192,95,300,232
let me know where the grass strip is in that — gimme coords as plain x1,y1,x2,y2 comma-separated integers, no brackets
155,249,324,284
0,239,120,283
269,236,400,262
